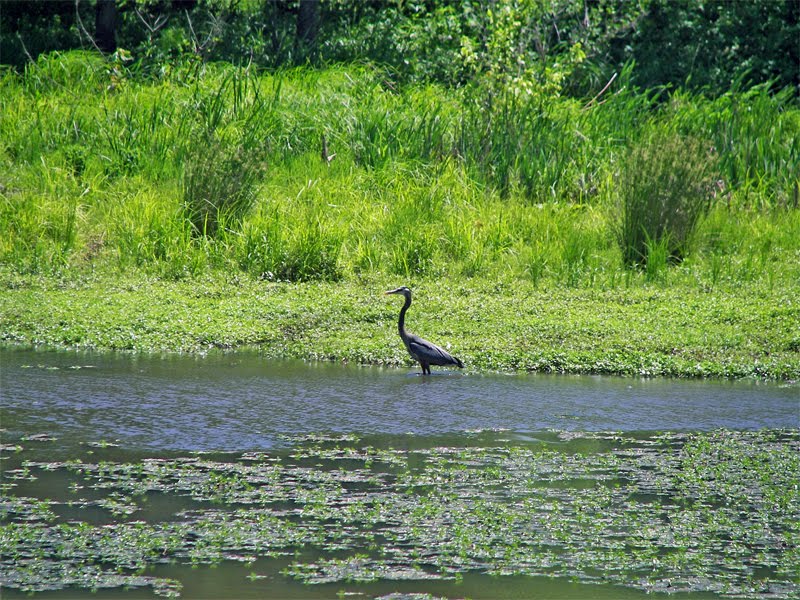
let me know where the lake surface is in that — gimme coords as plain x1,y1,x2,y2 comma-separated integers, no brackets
2,349,797,451
1,348,798,600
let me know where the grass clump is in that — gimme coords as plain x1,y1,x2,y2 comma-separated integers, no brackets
180,69,271,238
616,130,715,268
238,215,342,282
182,135,266,238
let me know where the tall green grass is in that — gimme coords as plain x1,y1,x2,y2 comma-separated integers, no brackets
183,137,267,237
616,130,715,267
1,51,798,288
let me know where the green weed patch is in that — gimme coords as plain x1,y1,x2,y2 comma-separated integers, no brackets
1,272,798,379
1,430,798,597
1,56,798,285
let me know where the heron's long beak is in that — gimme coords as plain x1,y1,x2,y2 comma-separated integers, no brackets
384,288,401,295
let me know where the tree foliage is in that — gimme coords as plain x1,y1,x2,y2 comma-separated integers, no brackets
609,0,800,94
1,0,797,97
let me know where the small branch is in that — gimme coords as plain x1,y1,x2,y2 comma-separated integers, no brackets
185,9,200,52
582,71,618,110
551,13,561,44
185,9,221,57
16,32,80,100
74,0,104,54
16,32,35,64
321,135,336,166
135,7,168,36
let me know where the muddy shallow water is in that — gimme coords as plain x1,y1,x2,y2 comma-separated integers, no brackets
1,349,798,599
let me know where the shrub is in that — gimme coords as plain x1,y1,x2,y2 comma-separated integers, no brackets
616,130,715,267
182,135,266,238
238,216,342,282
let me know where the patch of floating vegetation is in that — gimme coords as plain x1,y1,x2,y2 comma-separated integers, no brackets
1,430,798,598
374,594,449,600
20,433,58,443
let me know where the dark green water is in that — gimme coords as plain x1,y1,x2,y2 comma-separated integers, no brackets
1,349,798,599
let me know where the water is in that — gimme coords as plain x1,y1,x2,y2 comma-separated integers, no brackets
1,348,798,600
2,349,797,451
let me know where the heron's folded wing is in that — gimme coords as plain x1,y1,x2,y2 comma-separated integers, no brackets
408,338,458,366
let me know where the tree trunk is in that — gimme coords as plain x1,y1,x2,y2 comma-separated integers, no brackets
296,0,319,47
95,0,118,54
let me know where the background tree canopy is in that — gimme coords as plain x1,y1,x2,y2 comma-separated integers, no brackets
1,0,798,97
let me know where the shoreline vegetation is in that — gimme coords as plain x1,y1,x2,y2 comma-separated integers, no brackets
1,49,798,379
2,269,798,380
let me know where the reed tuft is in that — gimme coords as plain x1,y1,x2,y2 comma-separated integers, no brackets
182,136,267,238
616,131,715,268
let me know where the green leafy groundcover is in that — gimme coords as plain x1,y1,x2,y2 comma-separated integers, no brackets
2,271,799,379
1,430,798,598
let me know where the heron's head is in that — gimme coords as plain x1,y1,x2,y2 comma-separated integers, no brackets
384,286,411,299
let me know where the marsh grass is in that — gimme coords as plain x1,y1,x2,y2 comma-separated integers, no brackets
670,84,800,209
0,52,798,288
238,215,342,282
643,233,670,283
182,136,266,237
616,130,715,268
179,69,272,237
107,183,202,279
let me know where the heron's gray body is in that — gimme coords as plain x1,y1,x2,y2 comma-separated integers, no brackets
385,286,464,375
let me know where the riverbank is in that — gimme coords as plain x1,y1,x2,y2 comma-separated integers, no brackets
2,56,798,379
2,268,797,379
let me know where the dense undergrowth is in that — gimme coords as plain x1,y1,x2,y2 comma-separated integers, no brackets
1,52,798,284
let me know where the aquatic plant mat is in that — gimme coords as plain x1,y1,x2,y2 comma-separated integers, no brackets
1,430,798,599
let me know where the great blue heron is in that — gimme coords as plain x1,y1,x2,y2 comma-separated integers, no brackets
384,286,464,375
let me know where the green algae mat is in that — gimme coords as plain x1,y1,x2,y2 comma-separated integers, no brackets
2,429,798,599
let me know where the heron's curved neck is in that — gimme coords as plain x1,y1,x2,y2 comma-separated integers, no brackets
397,294,411,337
